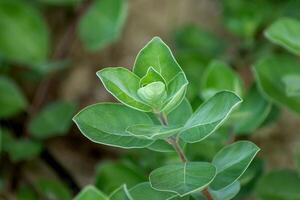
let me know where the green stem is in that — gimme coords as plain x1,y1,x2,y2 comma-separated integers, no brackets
157,112,214,200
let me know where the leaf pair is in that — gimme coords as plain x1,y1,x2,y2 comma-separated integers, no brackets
73,91,242,149
97,37,188,113
149,141,259,197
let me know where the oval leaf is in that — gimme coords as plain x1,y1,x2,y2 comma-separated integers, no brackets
73,103,154,148
149,162,216,196
210,141,260,190
180,91,242,143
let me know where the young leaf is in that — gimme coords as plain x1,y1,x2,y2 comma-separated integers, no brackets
0,76,27,118
109,185,133,200
16,185,38,200
97,67,152,112
139,67,166,87
234,85,271,134
180,91,242,143
29,101,76,140
0,0,49,66
255,170,300,200
265,17,300,55
35,178,72,200
210,141,260,190
7,139,42,162
253,54,300,114
149,162,216,196
209,181,240,200
126,124,182,140
73,103,154,148
74,185,108,200
201,60,243,100
78,0,127,50
282,74,300,97
129,182,178,200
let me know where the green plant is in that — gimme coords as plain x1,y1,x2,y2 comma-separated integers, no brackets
73,37,260,199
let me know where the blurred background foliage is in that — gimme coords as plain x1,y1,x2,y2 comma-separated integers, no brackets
0,0,300,199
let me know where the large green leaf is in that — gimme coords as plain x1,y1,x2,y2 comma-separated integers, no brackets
200,60,243,100
209,181,240,200
210,141,260,190
73,103,154,148
265,18,300,55
78,0,127,50
74,185,108,200
149,162,216,196
253,55,300,114
35,178,72,200
234,85,271,134
0,76,27,118
97,67,152,112
0,0,49,66
95,160,145,194
180,91,242,143
255,170,300,200
29,101,76,140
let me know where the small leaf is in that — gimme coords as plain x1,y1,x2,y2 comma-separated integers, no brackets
29,101,76,140
127,124,182,140
0,76,27,118
209,181,240,200
234,85,271,134
210,141,260,190
129,182,178,200
16,185,38,200
265,17,300,55
253,54,300,114
74,185,108,200
35,178,72,200
180,91,242,143
73,103,154,148
109,185,132,200
200,60,243,99
97,67,152,112
78,0,127,50
139,67,166,87
255,170,300,200
0,0,49,66
95,160,145,194
149,162,216,196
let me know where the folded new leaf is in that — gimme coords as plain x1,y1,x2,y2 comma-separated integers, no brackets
149,162,216,196
97,37,188,113
180,91,242,143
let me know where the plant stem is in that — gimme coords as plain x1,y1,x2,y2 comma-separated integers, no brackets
157,112,214,200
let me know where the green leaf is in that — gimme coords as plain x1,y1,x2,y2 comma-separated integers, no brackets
129,182,178,200
73,103,154,148
256,170,300,200
29,101,76,140
149,162,216,196
95,160,145,194
139,67,166,87
209,181,240,200
210,141,260,190
97,67,152,112
0,76,27,118
74,185,108,200
180,91,242,143
296,150,300,176
38,0,82,6
35,178,72,200
200,60,243,100
253,54,300,114
282,74,300,97
126,124,182,140
109,185,132,200
234,85,271,134
0,0,49,66
78,0,127,50
265,18,300,55
16,185,38,200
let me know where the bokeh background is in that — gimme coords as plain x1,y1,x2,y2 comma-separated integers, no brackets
1,0,300,199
